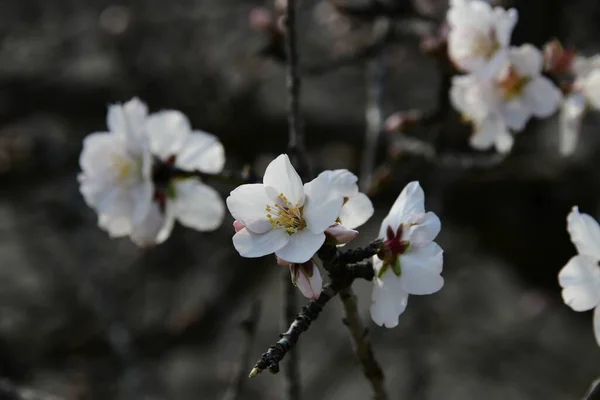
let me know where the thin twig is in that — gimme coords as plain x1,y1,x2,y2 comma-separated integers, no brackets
338,287,387,400
360,18,390,192
282,268,301,400
222,302,262,400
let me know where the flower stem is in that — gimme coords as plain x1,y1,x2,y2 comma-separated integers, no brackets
282,269,301,400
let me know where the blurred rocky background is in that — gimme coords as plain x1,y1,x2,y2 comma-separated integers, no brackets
1,0,600,399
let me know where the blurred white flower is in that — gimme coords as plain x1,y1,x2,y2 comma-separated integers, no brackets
318,169,374,229
79,99,226,246
370,181,443,328
559,55,600,156
447,0,518,77
226,154,343,263
146,110,226,243
451,44,563,153
79,98,158,246
558,206,600,346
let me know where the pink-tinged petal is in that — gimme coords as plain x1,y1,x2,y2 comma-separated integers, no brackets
567,206,600,259
275,230,325,264
171,179,225,231
176,130,225,174
303,174,344,234
276,256,292,267
146,110,190,161
233,220,245,233
558,255,600,311
263,154,305,206
379,181,425,238
524,77,562,118
400,242,444,295
233,227,289,258
405,212,441,247
370,259,409,328
226,184,272,234
559,93,586,156
325,223,359,245
291,262,323,300
339,192,374,229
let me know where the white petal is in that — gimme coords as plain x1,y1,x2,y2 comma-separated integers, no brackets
567,206,600,259
325,223,359,245
170,179,225,231
470,116,510,152
370,259,409,328
318,169,359,197
338,192,374,229
176,130,225,174
582,70,600,110
379,181,425,238
510,44,543,77
107,98,149,155
226,184,272,234
303,175,344,234
495,130,514,154
404,212,441,247
493,7,518,47
501,98,530,131
523,77,562,118
559,94,586,156
275,230,326,264
594,306,600,346
130,203,165,247
98,212,131,238
156,204,176,244
400,242,444,295
146,110,190,161
291,263,323,300
263,154,305,206
558,254,600,311
233,227,289,258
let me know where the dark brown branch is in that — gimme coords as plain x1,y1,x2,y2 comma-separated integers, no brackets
222,302,262,400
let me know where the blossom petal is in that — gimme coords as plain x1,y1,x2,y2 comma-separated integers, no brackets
107,98,148,153
559,93,586,156
558,254,600,311
318,169,359,197
524,77,562,118
226,184,272,234
405,212,441,247
470,116,510,152
501,98,530,131
156,204,177,244
130,203,165,247
171,179,225,232
263,154,305,206
303,175,344,234
338,193,374,230
510,44,543,77
370,259,409,328
379,181,425,238
567,206,600,259
146,110,190,161
493,7,518,47
275,230,326,264
400,242,444,295
176,130,225,173
233,227,289,258
582,70,600,110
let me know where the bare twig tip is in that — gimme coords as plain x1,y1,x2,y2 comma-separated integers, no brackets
249,367,261,378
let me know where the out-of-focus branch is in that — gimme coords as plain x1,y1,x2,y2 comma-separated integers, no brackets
222,302,262,400
585,378,600,400
0,379,62,400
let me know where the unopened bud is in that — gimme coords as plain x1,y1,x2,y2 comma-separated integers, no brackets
325,223,359,245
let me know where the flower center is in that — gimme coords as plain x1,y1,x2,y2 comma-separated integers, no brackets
110,154,142,188
498,66,530,100
265,193,306,235
472,30,499,59
377,224,410,278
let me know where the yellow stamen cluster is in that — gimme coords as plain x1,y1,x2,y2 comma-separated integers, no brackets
472,32,499,58
265,193,306,234
110,154,141,188
499,66,530,100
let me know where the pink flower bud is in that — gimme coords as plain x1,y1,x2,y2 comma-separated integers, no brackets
290,260,322,300
233,220,245,233
276,256,293,267
249,7,274,32
325,223,359,245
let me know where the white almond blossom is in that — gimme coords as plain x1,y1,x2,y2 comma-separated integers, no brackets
447,0,518,77
559,55,600,156
451,44,562,153
226,154,344,264
79,98,226,247
370,181,444,328
318,169,374,229
558,206,600,346
79,98,157,246
146,110,226,243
